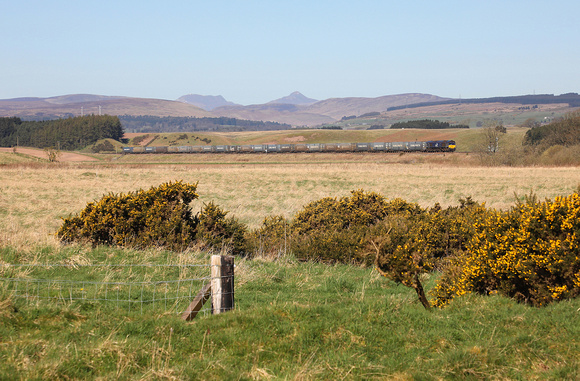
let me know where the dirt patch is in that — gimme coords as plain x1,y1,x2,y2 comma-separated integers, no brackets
0,147,99,162
284,136,306,143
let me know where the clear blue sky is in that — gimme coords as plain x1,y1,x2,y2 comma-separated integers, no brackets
2,0,578,105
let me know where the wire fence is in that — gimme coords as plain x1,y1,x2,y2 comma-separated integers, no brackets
0,262,213,316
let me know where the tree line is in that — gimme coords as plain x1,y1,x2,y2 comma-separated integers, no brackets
0,115,124,150
119,115,291,133
390,119,469,129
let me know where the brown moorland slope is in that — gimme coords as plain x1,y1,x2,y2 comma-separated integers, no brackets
0,96,211,119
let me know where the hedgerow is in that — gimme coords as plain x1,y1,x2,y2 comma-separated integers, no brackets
58,182,580,308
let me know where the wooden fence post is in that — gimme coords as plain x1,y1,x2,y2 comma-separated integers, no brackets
211,255,234,314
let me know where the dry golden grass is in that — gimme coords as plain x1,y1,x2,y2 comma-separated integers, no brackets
1,162,580,251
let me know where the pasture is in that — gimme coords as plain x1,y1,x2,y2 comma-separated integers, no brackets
1,159,580,251
1,155,580,379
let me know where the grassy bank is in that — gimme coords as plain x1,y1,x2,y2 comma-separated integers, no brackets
1,247,578,380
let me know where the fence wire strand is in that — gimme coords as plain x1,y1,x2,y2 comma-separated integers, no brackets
0,263,214,316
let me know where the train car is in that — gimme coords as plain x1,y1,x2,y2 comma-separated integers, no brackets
144,146,160,153
265,144,279,153
277,144,291,153
355,143,371,152
294,144,308,152
370,142,386,151
177,146,193,153
322,143,339,152
214,145,233,153
390,142,405,151
339,143,355,152
306,143,322,152
122,147,134,154
251,144,266,153
407,141,425,151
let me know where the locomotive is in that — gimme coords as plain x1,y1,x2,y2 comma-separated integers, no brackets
122,140,456,154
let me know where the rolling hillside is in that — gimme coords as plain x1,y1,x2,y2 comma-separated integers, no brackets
0,95,211,119
1,92,578,128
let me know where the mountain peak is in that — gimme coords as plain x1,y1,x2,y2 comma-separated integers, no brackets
177,94,238,111
268,92,318,105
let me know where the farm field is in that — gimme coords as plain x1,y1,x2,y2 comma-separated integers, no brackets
1,156,580,379
1,162,580,250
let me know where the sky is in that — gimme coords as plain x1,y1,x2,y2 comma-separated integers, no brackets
1,0,579,105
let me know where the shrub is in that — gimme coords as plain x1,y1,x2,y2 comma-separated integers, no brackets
289,190,435,264
372,198,487,309
433,192,580,307
196,202,247,256
246,215,291,258
290,190,392,264
57,181,200,251
91,140,116,153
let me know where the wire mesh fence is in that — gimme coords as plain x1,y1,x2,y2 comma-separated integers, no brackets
0,262,213,316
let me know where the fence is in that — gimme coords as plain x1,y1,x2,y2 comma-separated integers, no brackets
0,255,234,320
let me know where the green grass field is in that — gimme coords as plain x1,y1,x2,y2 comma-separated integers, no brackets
1,246,578,380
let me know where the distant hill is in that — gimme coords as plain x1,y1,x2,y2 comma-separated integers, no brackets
212,93,450,126
303,93,450,120
267,91,318,105
44,94,125,104
211,103,336,126
2,91,578,128
0,95,211,120
177,94,239,111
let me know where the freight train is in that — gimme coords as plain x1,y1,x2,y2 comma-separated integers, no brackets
122,140,456,154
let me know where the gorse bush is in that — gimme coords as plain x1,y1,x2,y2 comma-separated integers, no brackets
196,202,247,256
58,181,200,251
57,181,245,254
433,192,580,307
290,190,394,264
288,189,579,308
372,198,487,309
246,215,290,258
